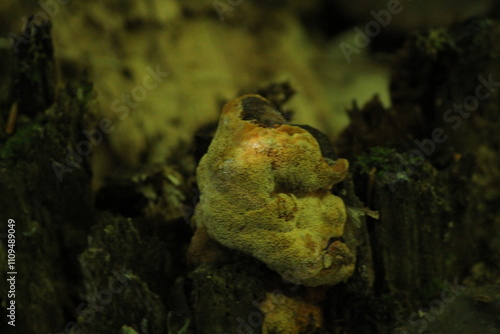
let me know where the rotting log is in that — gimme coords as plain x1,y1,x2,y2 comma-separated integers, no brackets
189,19,500,334
0,18,95,333
0,19,175,334
0,15,499,334
334,18,500,333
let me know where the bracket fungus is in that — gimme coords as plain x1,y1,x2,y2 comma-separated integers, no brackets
194,94,355,286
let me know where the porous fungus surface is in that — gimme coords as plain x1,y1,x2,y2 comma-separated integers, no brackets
260,291,324,333
194,94,355,286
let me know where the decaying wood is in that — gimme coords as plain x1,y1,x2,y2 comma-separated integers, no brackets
1,16,499,334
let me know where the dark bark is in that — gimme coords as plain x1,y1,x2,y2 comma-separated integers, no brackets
1,16,499,334
0,19,94,333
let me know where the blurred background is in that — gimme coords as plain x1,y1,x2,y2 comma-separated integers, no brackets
1,1,500,333
1,0,498,190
